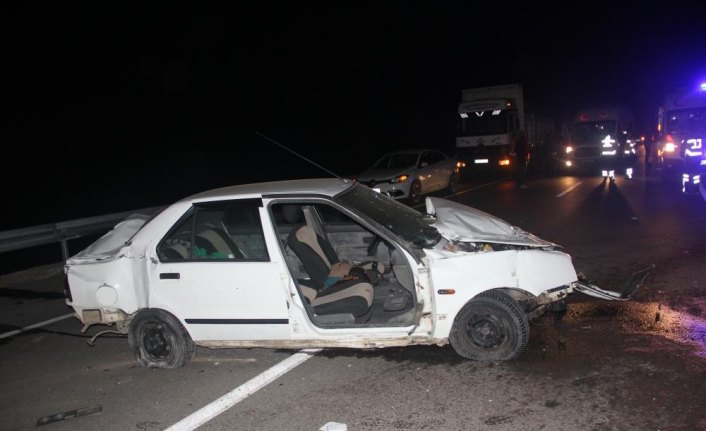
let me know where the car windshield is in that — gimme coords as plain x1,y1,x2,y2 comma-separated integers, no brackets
336,184,441,248
666,108,706,134
373,153,419,169
571,120,617,142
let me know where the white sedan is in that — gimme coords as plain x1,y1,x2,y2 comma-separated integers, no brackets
356,149,460,204
65,178,628,368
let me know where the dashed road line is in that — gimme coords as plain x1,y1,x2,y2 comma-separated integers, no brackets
446,178,508,198
0,312,75,339
165,349,321,431
556,182,582,198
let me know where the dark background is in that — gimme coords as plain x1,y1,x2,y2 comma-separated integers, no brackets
3,1,706,229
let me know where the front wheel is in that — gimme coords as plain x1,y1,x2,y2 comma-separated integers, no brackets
128,309,196,368
408,180,422,205
447,173,459,194
449,290,529,361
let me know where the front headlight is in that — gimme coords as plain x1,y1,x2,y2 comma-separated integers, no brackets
390,174,409,183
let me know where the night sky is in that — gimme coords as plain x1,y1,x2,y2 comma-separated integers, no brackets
4,2,706,229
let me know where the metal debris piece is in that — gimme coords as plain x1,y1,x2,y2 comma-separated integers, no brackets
36,406,102,426
86,329,124,346
575,264,655,301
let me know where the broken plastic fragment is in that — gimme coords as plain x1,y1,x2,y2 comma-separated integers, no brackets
320,422,348,431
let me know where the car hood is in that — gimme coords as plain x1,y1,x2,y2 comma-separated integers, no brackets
358,167,411,181
425,197,557,248
66,214,151,264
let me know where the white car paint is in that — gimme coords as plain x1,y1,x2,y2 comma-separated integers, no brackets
426,197,556,247
357,149,458,201
65,178,604,362
426,248,576,338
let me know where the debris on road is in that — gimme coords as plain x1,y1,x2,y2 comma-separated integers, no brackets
320,422,347,431
36,405,102,426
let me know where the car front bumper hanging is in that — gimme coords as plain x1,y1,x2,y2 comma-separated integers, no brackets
573,264,655,301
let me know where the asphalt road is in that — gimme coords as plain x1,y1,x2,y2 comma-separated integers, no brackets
2,158,706,431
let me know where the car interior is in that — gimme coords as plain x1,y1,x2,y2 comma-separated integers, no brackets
270,201,418,328
157,203,270,262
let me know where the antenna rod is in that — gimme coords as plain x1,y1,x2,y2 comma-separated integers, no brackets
254,131,344,181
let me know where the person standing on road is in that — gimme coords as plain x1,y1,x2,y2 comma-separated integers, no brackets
511,130,529,189
644,134,654,171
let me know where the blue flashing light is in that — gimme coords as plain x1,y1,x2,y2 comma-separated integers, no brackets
700,82,706,92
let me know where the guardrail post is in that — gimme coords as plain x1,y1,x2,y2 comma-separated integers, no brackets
60,236,69,262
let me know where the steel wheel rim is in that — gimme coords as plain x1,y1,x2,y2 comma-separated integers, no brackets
466,312,506,348
142,322,172,359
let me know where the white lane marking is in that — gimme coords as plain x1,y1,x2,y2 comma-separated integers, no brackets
165,348,321,431
556,182,582,198
412,179,507,208
446,179,507,198
0,312,75,339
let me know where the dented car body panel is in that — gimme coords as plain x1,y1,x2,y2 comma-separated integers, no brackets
426,197,557,247
426,248,575,338
64,178,618,366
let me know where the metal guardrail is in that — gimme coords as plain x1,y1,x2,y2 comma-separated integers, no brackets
0,206,165,260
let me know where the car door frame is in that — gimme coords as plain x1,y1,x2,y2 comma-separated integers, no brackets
145,198,294,343
261,195,433,341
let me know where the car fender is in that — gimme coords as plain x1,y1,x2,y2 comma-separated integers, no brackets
426,248,577,339
65,248,145,323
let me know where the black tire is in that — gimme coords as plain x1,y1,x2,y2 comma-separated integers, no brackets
128,309,196,369
447,173,459,194
449,290,529,361
408,180,422,205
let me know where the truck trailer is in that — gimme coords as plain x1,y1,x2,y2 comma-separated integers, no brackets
455,83,553,175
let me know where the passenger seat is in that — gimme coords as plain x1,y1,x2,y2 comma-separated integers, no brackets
287,225,374,317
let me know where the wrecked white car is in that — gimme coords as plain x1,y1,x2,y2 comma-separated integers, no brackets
65,178,634,368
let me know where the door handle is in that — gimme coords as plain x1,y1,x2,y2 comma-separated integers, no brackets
160,273,180,280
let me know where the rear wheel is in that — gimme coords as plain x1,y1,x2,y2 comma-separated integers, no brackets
128,309,196,368
449,290,529,361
